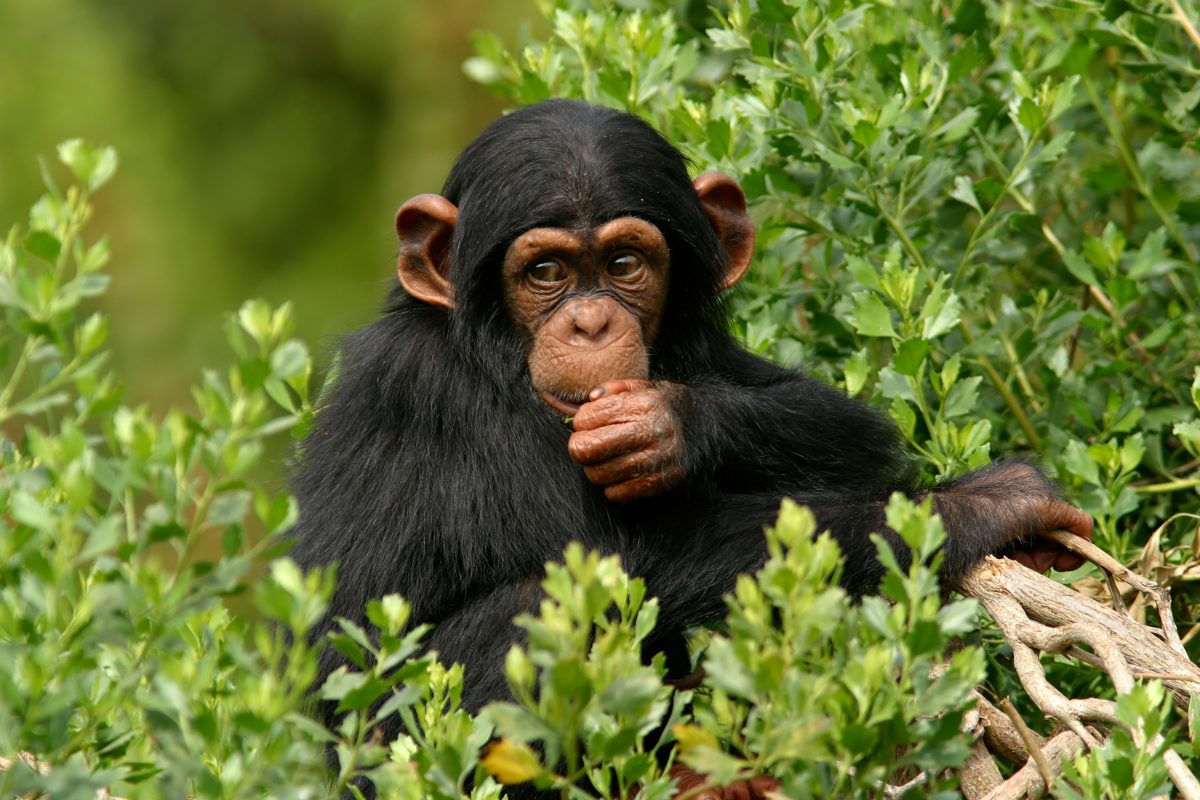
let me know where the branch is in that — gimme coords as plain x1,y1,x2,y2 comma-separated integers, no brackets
950,546,1200,799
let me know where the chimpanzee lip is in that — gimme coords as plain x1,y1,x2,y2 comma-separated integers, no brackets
538,389,583,416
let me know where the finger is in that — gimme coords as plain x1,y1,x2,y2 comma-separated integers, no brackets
1009,549,1055,573
1038,501,1094,541
1060,505,1094,541
604,473,675,504
1053,551,1087,571
582,449,659,486
588,379,653,401
1023,541,1059,573
573,390,658,431
1009,551,1038,570
568,423,651,466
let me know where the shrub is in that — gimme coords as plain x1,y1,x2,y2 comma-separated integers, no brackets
0,148,984,798
4,0,1200,795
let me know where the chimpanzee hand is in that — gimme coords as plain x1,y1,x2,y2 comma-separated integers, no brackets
567,379,686,504
933,461,1095,580
1006,496,1094,573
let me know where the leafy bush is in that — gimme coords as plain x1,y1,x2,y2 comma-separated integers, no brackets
4,0,1200,796
0,147,982,797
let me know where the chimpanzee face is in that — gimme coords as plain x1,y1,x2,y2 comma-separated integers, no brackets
392,171,752,417
499,217,671,415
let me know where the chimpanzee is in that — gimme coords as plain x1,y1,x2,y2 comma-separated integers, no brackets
289,99,1092,797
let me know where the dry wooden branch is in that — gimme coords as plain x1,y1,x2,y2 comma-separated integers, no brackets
999,697,1054,787
952,555,1200,706
959,736,1005,799
951,542,1200,800
978,730,1089,800
972,691,1036,764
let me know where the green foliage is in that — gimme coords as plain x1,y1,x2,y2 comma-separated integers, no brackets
681,499,984,798
470,0,1200,553
0,148,996,797
0,143,330,798
0,150,988,800
5,0,1200,796
0,142,358,799
473,500,982,799
1054,682,1177,800
481,545,678,799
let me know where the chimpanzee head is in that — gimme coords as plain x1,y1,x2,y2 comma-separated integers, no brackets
393,99,754,413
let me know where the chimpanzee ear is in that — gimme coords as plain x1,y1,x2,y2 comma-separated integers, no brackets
693,172,755,291
395,194,458,309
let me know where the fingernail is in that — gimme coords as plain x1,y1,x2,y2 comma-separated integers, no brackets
590,387,606,400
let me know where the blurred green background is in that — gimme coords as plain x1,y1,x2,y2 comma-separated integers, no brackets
0,0,534,405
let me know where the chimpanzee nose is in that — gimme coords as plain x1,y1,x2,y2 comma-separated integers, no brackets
568,299,611,343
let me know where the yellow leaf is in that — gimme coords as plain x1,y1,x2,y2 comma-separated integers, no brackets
481,738,542,785
672,724,719,753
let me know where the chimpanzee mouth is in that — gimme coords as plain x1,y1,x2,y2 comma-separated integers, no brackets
537,389,585,416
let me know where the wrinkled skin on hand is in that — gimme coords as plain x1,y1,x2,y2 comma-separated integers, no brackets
568,379,686,504
931,460,1095,576
1006,499,1094,572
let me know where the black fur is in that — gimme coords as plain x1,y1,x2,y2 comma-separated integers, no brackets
289,99,1061,768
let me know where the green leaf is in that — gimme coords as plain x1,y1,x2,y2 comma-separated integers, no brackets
207,490,251,526
12,490,57,532
1016,97,1044,132
893,338,929,376
943,376,981,418
846,255,883,292
934,107,980,142
58,139,119,190
850,292,896,338
889,396,917,439
920,278,961,340
852,120,879,147
1062,249,1099,286
238,299,274,347
24,230,61,262
1063,440,1102,485
270,339,309,380
844,348,870,397
950,176,982,214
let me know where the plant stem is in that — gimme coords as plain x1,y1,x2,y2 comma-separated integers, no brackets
1135,477,1200,494
1168,0,1200,52
957,322,1042,449
952,127,1040,290
1082,75,1199,265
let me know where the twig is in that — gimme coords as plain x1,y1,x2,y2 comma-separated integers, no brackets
1040,529,1187,658
953,556,1200,798
972,691,1036,763
1169,0,1200,53
979,730,1088,800
1000,698,1055,788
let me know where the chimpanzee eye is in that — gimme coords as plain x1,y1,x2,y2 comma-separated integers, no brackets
528,260,567,283
607,253,643,278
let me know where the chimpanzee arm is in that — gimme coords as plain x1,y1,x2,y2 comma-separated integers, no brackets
674,365,917,499
670,361,1092,593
